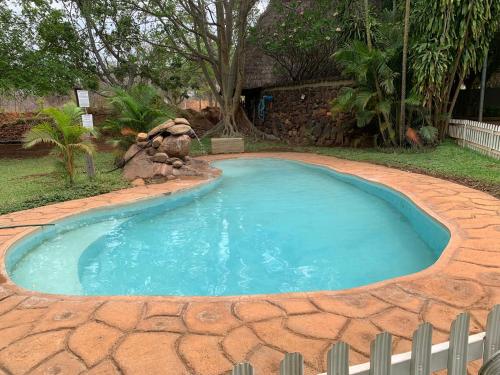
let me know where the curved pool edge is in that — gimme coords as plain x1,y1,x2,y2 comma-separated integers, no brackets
0,152,498,374
0,151,493,302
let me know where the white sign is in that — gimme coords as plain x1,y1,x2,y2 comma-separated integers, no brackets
76,90,90,107
81,114,94,129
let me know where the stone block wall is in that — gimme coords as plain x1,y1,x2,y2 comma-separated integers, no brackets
257,81,353,146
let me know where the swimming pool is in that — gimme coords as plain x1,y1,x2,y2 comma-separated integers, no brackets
6,158,450,296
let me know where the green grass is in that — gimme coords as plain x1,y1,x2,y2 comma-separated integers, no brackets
0,152,129,215
192,138,500,197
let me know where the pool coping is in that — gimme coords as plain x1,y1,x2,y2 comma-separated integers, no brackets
0,152,498,374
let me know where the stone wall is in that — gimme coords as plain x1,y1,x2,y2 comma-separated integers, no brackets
256,81,354,146
0,116,45,143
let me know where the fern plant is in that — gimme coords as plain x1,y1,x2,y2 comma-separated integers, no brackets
104,84,176,149
23,103,94,184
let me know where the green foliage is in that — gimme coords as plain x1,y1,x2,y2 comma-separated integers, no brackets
411,0,500,138
418,126,438,145
104,84,176,149
332,39,399,145
0,4,96,96
23,103,94,184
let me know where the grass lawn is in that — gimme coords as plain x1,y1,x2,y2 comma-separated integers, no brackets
192,138,500,197
0,151,129,215
0,138,498,215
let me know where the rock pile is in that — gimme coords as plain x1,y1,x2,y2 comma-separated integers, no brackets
122,118,214,183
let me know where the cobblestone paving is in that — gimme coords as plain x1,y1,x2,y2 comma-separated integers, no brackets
0,153,498,375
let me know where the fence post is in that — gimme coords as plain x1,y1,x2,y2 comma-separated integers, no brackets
370,332,392,375
327,342,349,375
280,353,304,375
410,323,432,375
232,363,253,375
447,313,470,375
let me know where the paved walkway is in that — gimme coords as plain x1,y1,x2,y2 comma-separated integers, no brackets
0,153,498,375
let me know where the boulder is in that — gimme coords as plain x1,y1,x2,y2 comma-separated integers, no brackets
151,152,168,163
158,135,191,158
136,133,148,142
172,160,183,169
123,144,155,181
166,157,181,165
168,124,192,136
136,141,149,148
152,135,163,148
153,163,173,177
146,147,156,156
174,118,190,125
147,120,175,138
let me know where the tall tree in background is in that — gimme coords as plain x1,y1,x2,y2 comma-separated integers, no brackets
130,0,264,137
412,0,500,139
399,0,410,144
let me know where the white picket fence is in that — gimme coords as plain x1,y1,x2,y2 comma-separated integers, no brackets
230,305,500,375
448,119,500,159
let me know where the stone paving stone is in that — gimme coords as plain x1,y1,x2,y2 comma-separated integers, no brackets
29,351,86,375
312,294,390,318
179,334,233,375
136,316,186,333
273,298,318,314
145,301,184,318
95,301,143,331
370,308,421,339
0,295,26,315
234,301,285,321
286,312,347,339
84,360,121,375
114,332,189,374
339,319,381,356
0,330,68,373
370,284,425,313
0,323,32,351
0,308,46,330
184,301,240,335
31,301,100,333
252,318,328,369
222,325,261,363
423,302,482,333
68,322,122,367
401,277,485,308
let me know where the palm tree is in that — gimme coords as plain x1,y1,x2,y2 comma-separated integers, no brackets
332,41,398,145
23,103,94,184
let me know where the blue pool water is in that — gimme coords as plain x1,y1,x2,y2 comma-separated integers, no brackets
6,158,450,296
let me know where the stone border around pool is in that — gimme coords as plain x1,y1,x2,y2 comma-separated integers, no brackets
0,152,498,374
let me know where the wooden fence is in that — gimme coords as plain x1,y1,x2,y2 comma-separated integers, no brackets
449,119,500,159
231,305,500,375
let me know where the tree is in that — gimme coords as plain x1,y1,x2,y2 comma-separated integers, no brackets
399,0,410,144
128,0,264,137
0,2,97,96
23,103,94,184
412,0,500,139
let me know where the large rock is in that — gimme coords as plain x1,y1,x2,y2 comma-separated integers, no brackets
174,118,190,125
168,124,192,136
158,135,191,158
147,120,175,138
150,152,168,163
123,144,155,181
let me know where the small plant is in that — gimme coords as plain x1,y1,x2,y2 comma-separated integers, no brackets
104,84,176,150
23,103,94,184
418,125,438,145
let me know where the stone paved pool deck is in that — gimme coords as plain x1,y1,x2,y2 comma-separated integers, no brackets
0,152,498,375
